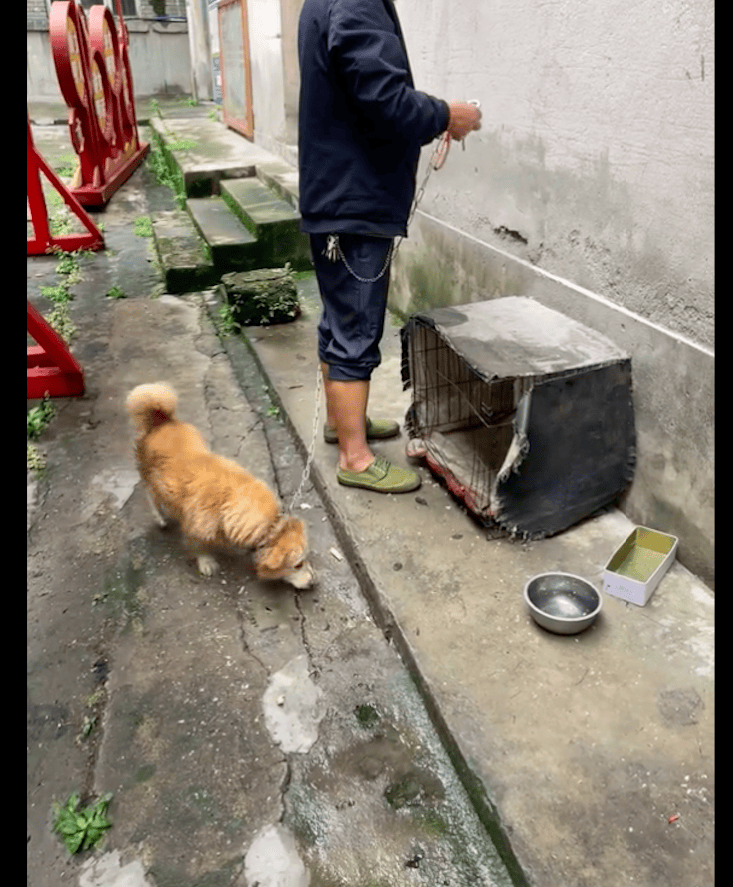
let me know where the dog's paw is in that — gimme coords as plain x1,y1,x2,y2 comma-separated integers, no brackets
196,554,219,577
146,493,169,528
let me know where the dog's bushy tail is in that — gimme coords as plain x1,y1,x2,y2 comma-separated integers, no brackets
126,383,178,436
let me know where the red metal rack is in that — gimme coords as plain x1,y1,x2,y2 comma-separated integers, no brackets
49,0,149,207
27,301,85,398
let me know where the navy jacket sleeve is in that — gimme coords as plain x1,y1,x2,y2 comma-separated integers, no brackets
298,0,449,235
328,0,449,145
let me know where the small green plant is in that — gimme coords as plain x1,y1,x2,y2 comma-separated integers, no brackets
146,128,189,208
27,443,47,474
261,385,281,420
52,792,112,854
27,393,56,441
106,285,126,300
40,282,71,304
45,305,77,342
355,704,381,728
168,138,196,152
54,250,83,284
134,216,153,238
50,214,73,237
80,714,98,739
216,303,238,335
55,157,77,180
36,248,89,344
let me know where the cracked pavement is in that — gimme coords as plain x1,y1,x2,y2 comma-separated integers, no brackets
27,138,513,886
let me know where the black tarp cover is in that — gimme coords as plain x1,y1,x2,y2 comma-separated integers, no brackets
401,298,636,538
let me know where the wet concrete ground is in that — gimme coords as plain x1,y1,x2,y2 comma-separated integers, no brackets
27,123,514,886
28,103,714,887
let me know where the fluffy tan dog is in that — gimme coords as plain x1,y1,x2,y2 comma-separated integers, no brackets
126,382,314,589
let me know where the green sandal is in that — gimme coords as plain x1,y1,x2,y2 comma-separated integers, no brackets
324,416,400,444
337,455,421,493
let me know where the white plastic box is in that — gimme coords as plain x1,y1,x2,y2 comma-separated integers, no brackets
603,526,678,606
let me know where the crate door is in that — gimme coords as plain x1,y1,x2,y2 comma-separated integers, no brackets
218,0,254,139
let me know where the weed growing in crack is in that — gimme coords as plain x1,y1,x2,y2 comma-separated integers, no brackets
51,792,113,854
27,393,56,441
27,393,56,475
216,303,239,335
145,126,190,209
134,216,153,238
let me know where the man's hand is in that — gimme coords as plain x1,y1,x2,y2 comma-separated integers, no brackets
447,100,482,141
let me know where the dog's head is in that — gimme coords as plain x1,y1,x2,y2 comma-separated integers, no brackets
253,516,315,589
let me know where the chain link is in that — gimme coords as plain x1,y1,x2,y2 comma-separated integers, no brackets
332,235,394,283
288,363,323,514
394,132,450,257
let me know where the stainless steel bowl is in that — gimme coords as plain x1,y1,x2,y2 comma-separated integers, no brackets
524,573,602,635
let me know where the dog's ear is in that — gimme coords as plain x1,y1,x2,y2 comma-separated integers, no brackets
255,517,306,573
254,543,287,573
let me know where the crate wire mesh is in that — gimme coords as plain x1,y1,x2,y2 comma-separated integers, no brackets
401,298,636,538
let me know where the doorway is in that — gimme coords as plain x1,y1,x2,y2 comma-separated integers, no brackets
218,0,254,139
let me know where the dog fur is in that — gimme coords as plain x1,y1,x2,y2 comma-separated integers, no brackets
126,382,314,589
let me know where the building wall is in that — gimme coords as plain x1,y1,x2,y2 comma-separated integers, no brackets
398,0,713,349
27,3,192,100
244,0,713,586
389,0,714,586
246,0,288,156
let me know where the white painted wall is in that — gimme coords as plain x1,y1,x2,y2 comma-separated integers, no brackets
398,0,714,349
27,21,192,100
247,0,289,155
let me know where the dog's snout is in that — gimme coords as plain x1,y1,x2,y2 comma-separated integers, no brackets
291,561,316,589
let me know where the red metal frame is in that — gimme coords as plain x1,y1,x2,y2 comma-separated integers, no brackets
27,114,104,255
27,301,85,398
49,0,149,207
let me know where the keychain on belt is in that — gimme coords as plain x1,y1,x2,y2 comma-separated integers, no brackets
324,99,481,268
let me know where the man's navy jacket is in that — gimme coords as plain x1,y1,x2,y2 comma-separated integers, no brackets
298,0,450,238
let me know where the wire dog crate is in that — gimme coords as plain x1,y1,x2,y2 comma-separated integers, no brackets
401,297,636,538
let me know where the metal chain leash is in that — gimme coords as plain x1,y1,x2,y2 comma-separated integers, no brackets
324,131,451,277
288,363,323,514
326,234,394,283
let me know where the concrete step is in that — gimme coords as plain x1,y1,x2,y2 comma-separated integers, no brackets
185,196,259,271
150,208,218,294
221,178,311,270
149,117,263,197
255,159,300,211
148,117,309,283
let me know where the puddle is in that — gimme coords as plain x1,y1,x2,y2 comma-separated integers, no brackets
262,654,325,754
244,823,309,887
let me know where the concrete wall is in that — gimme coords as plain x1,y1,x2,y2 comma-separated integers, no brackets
389,0,714,586
397,0,713,347
243,0,300,166
27,19,192,101
243,0,714,587
247,0,288,156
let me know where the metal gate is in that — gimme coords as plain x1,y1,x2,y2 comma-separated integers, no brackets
217,0,254,139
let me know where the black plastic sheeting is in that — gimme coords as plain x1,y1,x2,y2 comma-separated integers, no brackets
401,299,636,539
491,363,636,537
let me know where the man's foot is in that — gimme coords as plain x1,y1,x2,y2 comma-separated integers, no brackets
324,416,399,444
337,455,421,493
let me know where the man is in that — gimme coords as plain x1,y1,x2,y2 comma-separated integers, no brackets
298,0,481,493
